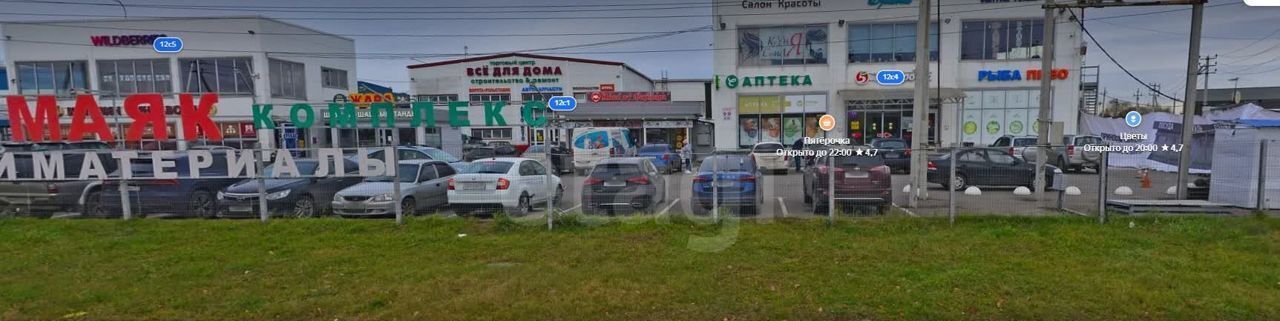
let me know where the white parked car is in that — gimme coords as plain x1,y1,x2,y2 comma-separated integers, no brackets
447,157,563,216
751,142,790,174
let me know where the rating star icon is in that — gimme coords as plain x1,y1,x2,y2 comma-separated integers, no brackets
855,148,865,156
1161,144,1169,151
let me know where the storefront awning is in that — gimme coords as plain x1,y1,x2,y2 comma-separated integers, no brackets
838,88,967,103
558,101,704,120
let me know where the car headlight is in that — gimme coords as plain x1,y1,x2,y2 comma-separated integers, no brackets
265,190,291,200
216,191,225,200
371,193,394,202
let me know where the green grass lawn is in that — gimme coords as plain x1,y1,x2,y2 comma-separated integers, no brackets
2,214,1279,321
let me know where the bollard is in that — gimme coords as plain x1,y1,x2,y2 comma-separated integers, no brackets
827,155,834,225
1098,151,1108,224
392,132,403,226
1259,140,1269,210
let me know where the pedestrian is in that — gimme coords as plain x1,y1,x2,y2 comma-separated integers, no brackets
791,137,805,171
680,139,693,173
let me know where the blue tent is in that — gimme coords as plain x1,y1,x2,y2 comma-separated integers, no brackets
1239,119,1280,128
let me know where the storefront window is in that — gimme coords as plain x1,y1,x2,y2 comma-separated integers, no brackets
472,128,513,140
738,24,828,66
98,59,172,96
738,94,827,147
180,57,254,95
15,61,88,96
960,89,1040,145
469,94,510,104
520,92,562,102
416,94,458,102
848,22,938,63
961,19,1043,60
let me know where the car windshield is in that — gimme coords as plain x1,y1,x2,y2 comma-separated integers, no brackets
366,163,420,182
461,161,513,174
263,161,320,177
1013,138,1038,147
574,131,609,149
875,140,907,149
699,156,752,172
639,145,669,153
422,148,460,162
527,145,545,153
753,143,784,153
590,163,643,177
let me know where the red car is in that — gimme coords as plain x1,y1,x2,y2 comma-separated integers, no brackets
801,152,893,215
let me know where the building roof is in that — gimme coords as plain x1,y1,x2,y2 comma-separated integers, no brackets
1197,86,1280,103
406,52,652,83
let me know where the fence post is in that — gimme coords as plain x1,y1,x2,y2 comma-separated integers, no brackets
949,146,956,225
256,149,268,223
827,155,835,225
392,132,403,226
1258,140,1269,211
546,137,554,230
712,156,719,223
1098,151,1108,224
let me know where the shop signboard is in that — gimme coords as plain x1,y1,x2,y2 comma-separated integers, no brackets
643,120,692,128
465,59,562,85
977,68,1069,82
587,91,670,103
716,74,814,90
599,84,616,92
90,34,168,47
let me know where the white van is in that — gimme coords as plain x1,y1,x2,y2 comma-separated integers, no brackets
571,127,637,174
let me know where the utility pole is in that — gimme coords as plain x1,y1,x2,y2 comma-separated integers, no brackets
1034,0,1056,201
1149,84,1161,110
1177,3,1205,200
908,0,932,207
1133,89,1143,109
1199,55,1217,111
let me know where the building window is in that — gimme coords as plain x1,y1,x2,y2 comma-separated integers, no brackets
520,92,562,102
848,22,938,63
180,57,254,95
472,128,513,140
737,94,828,147
960,89,1041,145
961,19,1044,60
416,94,458,103
270,59,307,100
321,67,348,90
15,61,88,96
469,94,510,103
738,24,828,66
98,59,172,95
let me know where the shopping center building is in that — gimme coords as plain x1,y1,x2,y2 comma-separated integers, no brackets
407,53,711,151
2,16,357,149
713,0,1085,148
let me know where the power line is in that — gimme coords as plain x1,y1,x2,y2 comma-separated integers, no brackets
0,0,738,10
0,2,1039,21
1070,8,1182,103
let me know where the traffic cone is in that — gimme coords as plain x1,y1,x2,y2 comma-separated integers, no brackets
1140,169,1152,189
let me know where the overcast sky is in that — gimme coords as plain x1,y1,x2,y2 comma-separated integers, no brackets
2,0,1277,106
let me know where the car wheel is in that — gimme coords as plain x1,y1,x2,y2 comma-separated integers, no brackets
188,190,215,218
291,195,315,218
951,174,968,191
513,193,531,216
803,186,813,204
554,185,564,207
82,189,106,217
1058,158,1073,173
692,204,709,216
401,198,416,217
876,204,890,215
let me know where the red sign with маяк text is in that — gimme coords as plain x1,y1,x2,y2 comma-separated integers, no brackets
587,91,671,103
5,94,223,143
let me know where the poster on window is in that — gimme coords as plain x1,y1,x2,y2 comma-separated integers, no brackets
1006,90,1030,109
761,115,782,143
962,110,981,144
738,25,828,65
981,109,1004,144
782,115,804,144
1006,109,1027,136
740,116,761,147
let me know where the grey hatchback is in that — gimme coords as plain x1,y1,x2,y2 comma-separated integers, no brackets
581,157,667,215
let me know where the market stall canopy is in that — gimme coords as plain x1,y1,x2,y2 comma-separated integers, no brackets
558,101,704,120
837,88,967,103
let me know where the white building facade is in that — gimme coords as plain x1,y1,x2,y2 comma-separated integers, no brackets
2,16,357,149
408,53,708,149
713,0,1085,149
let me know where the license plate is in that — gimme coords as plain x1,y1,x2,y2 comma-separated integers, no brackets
716,181,735,188
845,172,869,178
229,206,252,212
604,181,625,187
462,183,485,190
885,153,900,158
